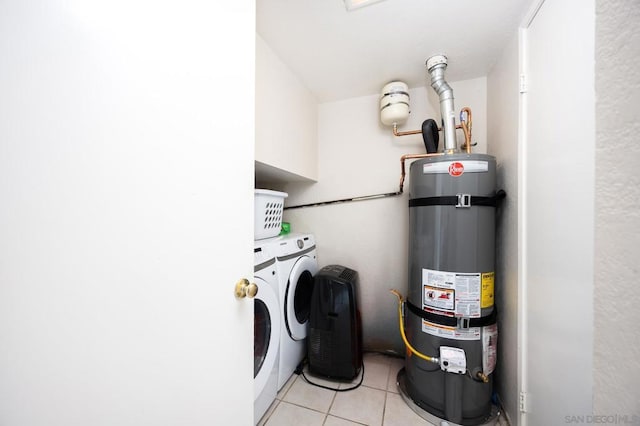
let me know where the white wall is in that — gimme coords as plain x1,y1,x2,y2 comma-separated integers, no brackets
255,34,318,181
522,0,595,423
594,0,640,415
487,33,520,425
278,79,488,353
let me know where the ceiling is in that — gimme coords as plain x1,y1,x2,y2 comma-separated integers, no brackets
257,0,531,103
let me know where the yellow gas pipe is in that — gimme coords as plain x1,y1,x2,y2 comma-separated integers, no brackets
390,289,490,383
389,289,439,364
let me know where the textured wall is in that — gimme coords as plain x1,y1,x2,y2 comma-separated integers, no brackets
594,0,640,415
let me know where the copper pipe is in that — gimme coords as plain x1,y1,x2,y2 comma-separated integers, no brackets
399,153,444,193
461,121,471,153
393,123,465,137
460,106,473,153
393,124,422,137
280,146,449,209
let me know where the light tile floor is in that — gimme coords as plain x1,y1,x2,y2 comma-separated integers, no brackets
258,352,437,426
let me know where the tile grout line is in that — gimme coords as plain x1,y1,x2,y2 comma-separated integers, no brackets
263,354,405,426
381,389,389,426
323,390,338,425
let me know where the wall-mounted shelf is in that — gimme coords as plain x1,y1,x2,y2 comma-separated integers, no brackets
255,161,317,187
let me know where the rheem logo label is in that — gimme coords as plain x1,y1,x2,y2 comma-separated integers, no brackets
448,162,464,177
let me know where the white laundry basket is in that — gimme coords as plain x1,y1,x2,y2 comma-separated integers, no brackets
254,189,288,240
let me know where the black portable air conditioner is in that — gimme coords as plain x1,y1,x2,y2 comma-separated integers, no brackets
307,265,362,380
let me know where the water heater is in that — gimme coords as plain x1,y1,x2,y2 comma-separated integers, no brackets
392,55,503,425
400,154,500,424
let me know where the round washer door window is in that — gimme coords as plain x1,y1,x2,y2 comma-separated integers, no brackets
254,299,270,378
254,275,280,395
285,255,318,340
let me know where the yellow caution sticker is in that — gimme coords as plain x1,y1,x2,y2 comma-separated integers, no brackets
481,272,495,308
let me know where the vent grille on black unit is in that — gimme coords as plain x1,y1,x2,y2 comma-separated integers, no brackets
308,328,333,371
338,267,356,282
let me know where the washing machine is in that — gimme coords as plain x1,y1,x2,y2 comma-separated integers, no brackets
254,239,281,425
272,233,318,390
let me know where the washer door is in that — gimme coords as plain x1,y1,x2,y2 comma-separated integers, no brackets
254,275,280,397
285,255,318,341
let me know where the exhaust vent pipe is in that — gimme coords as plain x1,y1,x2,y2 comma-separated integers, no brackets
426,55,457,153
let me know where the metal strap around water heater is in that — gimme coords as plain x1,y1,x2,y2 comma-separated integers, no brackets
405,299,497,328
408,189,506,209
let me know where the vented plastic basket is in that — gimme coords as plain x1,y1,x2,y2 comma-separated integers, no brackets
254,189,288,240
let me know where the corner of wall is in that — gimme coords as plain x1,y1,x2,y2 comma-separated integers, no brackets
486,30,520,425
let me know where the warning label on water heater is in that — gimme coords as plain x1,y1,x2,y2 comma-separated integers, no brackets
422,268,483,318
482,323,498,375
422,320,481,341
481,272,495,308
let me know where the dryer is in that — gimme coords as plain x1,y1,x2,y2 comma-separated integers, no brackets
253,240,281,425
272,233,318,390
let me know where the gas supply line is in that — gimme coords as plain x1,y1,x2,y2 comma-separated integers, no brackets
389,289,440,365
389,289,491,383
